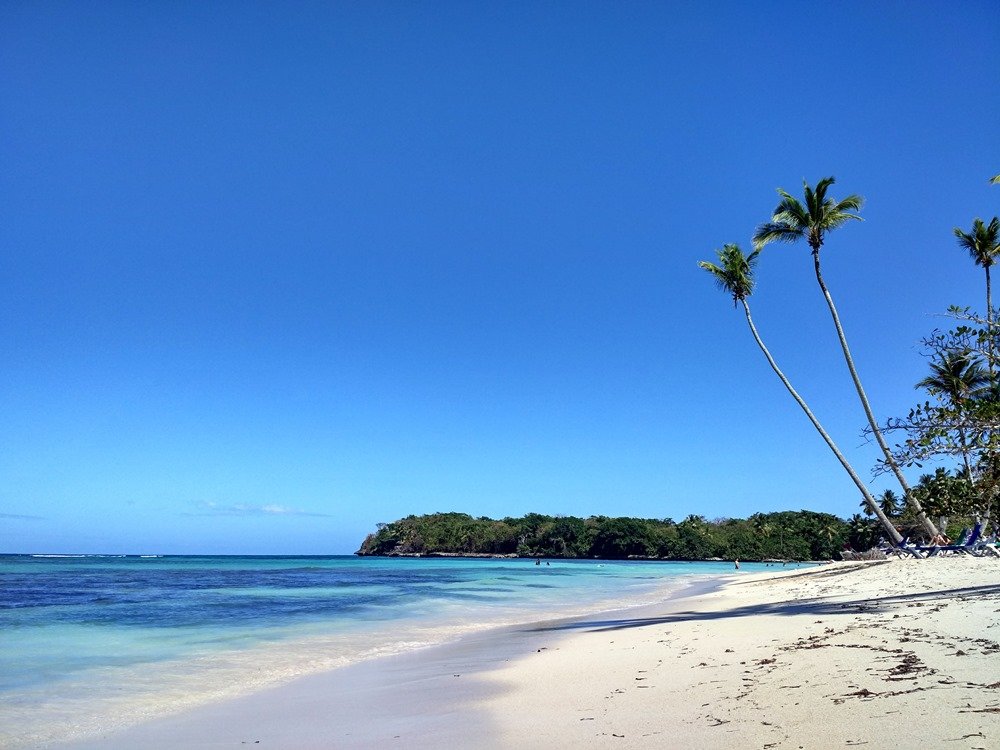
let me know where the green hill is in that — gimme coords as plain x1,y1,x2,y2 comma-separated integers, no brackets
356,510,860,561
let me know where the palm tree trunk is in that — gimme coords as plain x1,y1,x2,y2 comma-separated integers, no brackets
987,265,993,329
810,248,939,539
986,266,995,377
741,299,903,545
985,266,995,530
958,426,976,488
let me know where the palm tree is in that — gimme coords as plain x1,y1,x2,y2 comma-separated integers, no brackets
862,488,902,519
916,350,991,488
878,488,901,518
991,174,1000,185
916,350,990,405
954,217,1000,330
699,243,902,544
753,177,939,539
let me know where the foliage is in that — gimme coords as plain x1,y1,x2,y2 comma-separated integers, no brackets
752,176,863,253
874,310,1000,523
356,510,854,561
698,244,760,305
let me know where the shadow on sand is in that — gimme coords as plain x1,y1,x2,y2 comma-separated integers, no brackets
521,583,1000,634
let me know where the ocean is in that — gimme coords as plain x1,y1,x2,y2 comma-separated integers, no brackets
0,554,782,747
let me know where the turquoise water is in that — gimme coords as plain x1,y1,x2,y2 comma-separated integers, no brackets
0,554,785,747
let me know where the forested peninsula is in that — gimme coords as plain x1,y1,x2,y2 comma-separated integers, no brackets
356,510,871,561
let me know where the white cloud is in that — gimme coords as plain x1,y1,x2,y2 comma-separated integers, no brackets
185,501,331,518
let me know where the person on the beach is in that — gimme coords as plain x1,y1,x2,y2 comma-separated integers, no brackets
734,559,740,570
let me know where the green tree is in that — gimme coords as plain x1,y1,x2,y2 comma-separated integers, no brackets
590,517,654,558
912,468,976,535
878,489,901,518
916,350,991,480
753,177,938,540
954,217,1000,333
699,243,902,543
847,513,881,552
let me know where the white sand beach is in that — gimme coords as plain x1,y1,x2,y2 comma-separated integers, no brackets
59,558,999,750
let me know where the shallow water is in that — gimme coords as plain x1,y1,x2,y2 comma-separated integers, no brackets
0,555,786,747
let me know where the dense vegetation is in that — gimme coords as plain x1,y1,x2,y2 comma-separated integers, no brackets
356,510,861,561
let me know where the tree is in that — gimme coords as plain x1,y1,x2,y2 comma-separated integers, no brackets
912,468,976,535
753,177,939,539
915,349,991,480
874,314,1000,530
954,217,1000,337
878,489,901,518
699,243,902,544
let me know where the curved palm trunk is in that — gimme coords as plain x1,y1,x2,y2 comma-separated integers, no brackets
741,299,903,545
811,248,939,539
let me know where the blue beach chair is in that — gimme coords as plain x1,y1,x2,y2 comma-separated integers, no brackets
916,523,984,557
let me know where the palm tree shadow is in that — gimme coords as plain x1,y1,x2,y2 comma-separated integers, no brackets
523,584,1000,634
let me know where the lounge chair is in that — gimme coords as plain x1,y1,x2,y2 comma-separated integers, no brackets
915,523,984,557
878,535,925,559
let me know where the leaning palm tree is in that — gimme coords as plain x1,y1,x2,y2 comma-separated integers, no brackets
699,243,902,544
954,217,1000,328
753,177,939,539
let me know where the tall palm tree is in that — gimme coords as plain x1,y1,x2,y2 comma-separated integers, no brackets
753,177,939,539
916,350,991,486
954,217,1000,328
699,244,902,544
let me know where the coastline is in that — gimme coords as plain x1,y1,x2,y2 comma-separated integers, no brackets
50,575,726,750
0,557,733,749
52,558,1000,748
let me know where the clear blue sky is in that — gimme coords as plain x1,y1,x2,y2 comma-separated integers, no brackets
2,1,998,554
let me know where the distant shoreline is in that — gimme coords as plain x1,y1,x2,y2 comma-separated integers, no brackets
356,550,813,563
356,510,854,561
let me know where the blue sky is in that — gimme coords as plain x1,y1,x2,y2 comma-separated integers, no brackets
2,1,998,554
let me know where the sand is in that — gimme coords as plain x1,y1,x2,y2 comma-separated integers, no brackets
480,557,1000,749
57,557,999,750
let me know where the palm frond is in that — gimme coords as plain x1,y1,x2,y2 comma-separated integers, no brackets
803,180,818,220
753,222,802,249
990,174,1000,185
834,193,864,213
822,211,864,231
771,195,808,227
814,176,836,196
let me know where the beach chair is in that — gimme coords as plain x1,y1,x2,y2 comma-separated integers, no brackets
879,535,925,559
978,536,1000,557
969,528,998,556
916,523,984,557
